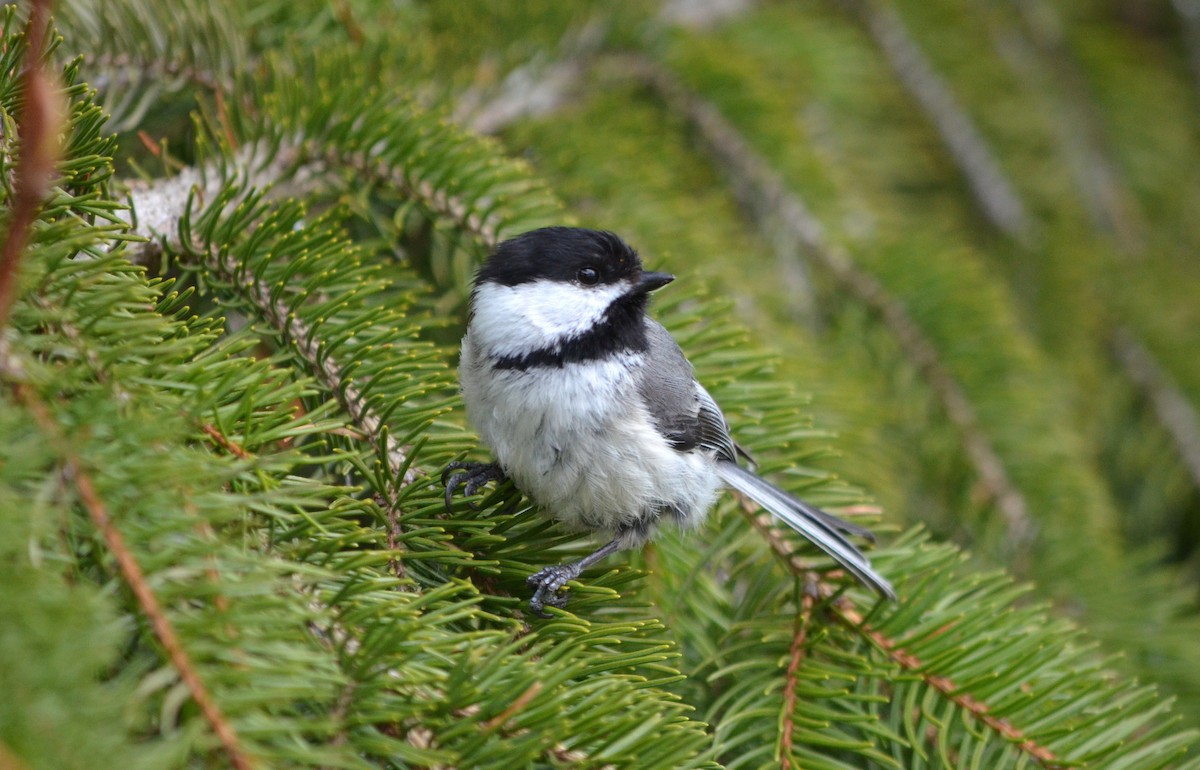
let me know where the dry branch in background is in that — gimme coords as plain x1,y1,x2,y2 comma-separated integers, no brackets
997,0,1145,252
453,20,606,135
1113,328,1200,495
843,0,1033,243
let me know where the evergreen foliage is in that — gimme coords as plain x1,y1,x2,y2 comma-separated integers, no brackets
2,1,1199,768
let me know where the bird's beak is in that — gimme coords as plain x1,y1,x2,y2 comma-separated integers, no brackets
635,271,675,294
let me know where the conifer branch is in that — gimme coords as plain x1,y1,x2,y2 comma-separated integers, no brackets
127,138,507,256
741,496,1060,767
1,34,250,761
313,146,507,250
842,0,1033,243
626,57,1036,551
11,379,256,770
377,491,408,580
123,144,302,245
836,604,1061,768
125,158,420,487
1113,327,1200,494
36,296,254,470
743,506,836,584
84,52,231,96
205,249,420,489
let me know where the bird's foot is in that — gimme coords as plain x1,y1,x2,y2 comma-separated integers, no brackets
527,563,582,617
442,461,506,511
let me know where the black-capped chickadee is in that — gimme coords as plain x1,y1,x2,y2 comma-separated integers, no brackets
445,227,894,615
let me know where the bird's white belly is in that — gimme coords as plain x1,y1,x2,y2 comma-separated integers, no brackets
461,342,720,545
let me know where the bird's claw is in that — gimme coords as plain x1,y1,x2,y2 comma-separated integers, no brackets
442,461,506,512
527,563,581,617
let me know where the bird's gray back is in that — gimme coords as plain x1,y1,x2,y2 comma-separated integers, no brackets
638,319,738,461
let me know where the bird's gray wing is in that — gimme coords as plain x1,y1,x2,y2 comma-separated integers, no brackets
638,320,739,462
639,324,889,595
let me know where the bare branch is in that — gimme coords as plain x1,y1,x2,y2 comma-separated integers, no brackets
997,0,1144,252
0,0,61,331
1112,328,1200,494
454,20,607,136
844,0,1033,243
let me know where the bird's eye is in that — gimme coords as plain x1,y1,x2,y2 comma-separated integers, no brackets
577,267,600,286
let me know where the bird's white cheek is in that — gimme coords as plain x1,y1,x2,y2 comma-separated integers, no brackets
471,280,627,356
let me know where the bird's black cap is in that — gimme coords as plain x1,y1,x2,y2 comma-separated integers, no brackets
477,227,647,287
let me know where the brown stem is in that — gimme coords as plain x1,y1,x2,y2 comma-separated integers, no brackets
200,423,253,460
779,590,814,769
14,382,256,770
481,681,543,733
742,494,1058,766
836,605,1060,767
377,492,407,580
0,0,60,331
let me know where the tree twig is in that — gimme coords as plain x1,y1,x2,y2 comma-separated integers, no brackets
778,589,814,769
1112,327,1200,494
0,0,60,331
843,0,1033,243
200,422,253,460
10,379,257,770
123,150,421,519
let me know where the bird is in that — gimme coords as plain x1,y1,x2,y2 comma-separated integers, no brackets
444,226,894,615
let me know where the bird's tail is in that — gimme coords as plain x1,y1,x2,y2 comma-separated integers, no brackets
716,461,896,601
